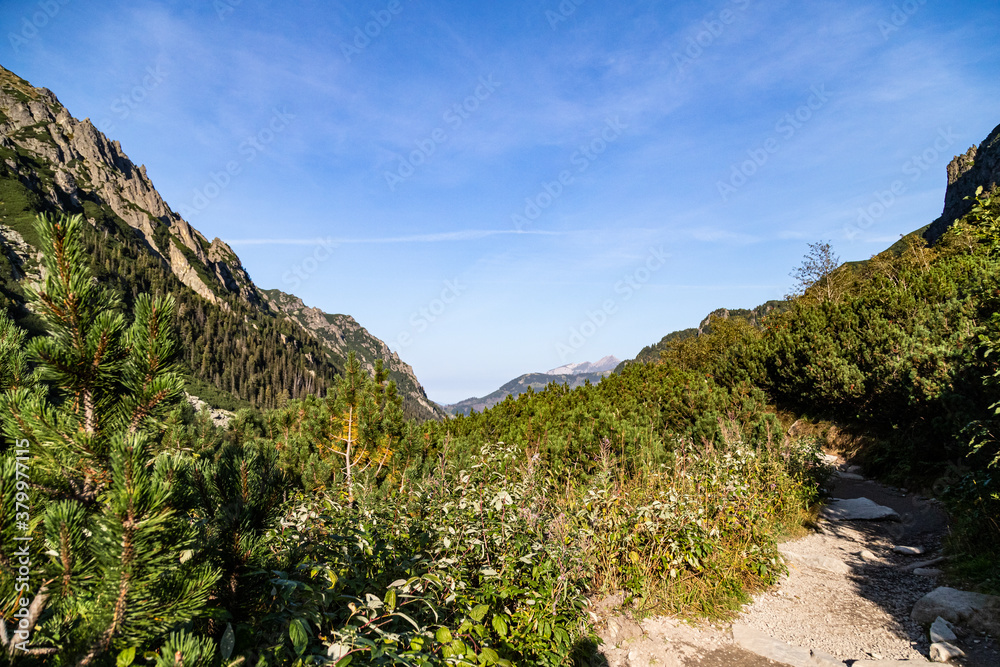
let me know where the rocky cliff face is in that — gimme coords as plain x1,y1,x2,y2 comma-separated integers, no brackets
925,122,1000,243
262,289,445,421
0,65,259,307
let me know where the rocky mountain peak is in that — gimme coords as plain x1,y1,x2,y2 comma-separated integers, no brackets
925,122,1000,243
0,64,260,308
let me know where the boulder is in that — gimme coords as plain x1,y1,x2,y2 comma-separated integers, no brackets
929,641,964,663
912,587,1000,637
821,497,900,522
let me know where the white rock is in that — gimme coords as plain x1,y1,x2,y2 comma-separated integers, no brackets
859,549,878,560
894,545,926,556
732,624,815,666
930,617,957,643
847,464,863,474
912,586,1000,636
834,471,865,481
929,641,965,662
821,497,901,522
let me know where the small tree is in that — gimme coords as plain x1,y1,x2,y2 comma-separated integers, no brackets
786,241,842,302
0,214,218,662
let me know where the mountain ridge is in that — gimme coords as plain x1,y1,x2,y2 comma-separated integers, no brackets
0,63,441,419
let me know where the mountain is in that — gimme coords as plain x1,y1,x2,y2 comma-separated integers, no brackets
0,64,441,419
443,361,617,417
262,289,445,420
546,355,620,375
924,122,1000,243
621,300,788,368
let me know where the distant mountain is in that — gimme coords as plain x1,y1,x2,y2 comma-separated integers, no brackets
620,301,788,369
546,355,620,375
443,358,618,417
0,63,441,418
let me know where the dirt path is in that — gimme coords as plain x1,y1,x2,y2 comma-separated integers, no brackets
593,456,1000,667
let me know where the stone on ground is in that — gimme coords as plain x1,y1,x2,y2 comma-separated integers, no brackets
852,661,932,666
929,641,965,662
911,586,1000,637
821,497,901,522
929,617,957,643
732,623,821,666
913,568,942,577
893,545,925,556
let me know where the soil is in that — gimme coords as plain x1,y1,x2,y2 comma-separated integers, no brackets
584,455,1000,667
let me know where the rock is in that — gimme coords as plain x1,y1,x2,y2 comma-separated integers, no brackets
732,623,816,666
903,557,948,572
821,497,901,522
929,641,965,662
914,568,943,577
859,549,878,561
853,661,932,666
780,548,852,575
821,453,840,464
847,464,863,474
930,617,957,643
912,587,1000,637
834,471,865,481
808,648,844,667
894,546,926,556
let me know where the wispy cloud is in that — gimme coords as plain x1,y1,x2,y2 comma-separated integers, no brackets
226,228,562,245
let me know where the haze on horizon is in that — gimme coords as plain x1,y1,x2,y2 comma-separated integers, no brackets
3,0,999,404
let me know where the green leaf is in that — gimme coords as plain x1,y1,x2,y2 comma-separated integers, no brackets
220,623,236,660
479,647,500,665
289,618,309,656
335,656,353,667
385,588,397,610
491,616,508,637
470,604,489,622
116,647,136,667
435,627,453,644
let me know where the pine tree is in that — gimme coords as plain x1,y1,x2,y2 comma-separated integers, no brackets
0,214,219,663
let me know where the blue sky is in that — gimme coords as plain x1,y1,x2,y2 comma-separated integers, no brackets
3,0,1000,404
